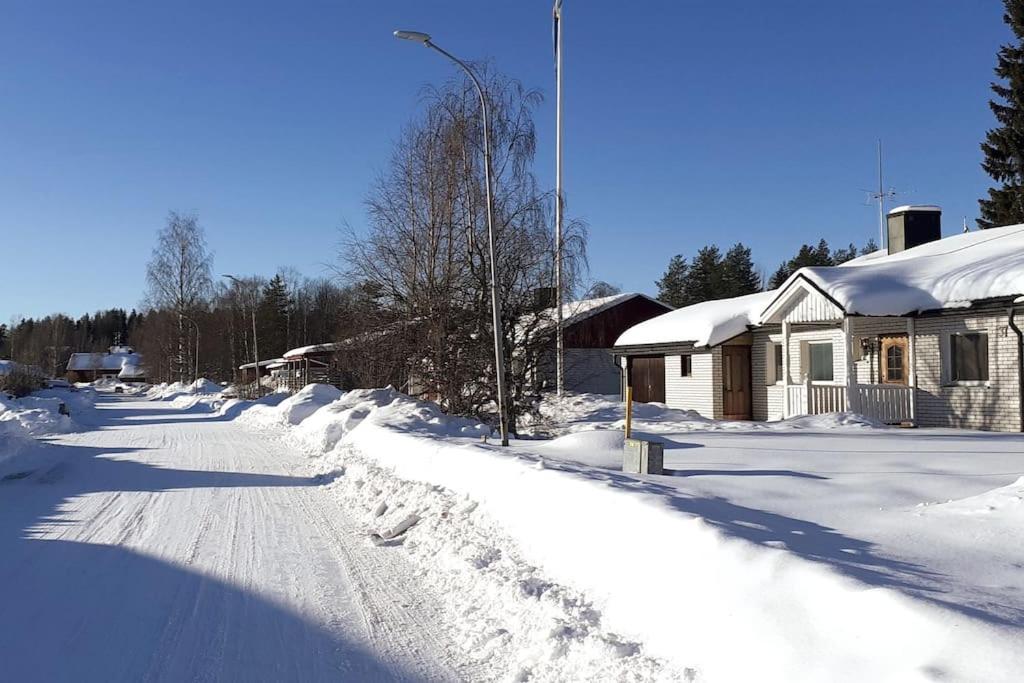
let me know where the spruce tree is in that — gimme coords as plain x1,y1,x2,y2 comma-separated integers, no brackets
260,275,290,357
979,0,1024,228
720,243,761,298
681,246,723,306
768,239,834,289
655,254,689,308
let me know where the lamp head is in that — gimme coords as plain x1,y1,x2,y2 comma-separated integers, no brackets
394,30,432,45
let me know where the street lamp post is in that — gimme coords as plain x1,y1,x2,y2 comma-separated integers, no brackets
394,29,510,446
553,0,565,398
223,274,260,397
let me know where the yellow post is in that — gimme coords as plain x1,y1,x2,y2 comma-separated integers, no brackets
624,385,633,439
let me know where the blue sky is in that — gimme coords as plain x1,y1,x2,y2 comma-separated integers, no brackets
0,1,1008,320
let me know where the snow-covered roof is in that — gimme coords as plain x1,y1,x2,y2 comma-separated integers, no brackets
529,293,670,334
118,363,146,379
238,357,286,370
774,223,1024,317
282,342,345,359
615,291,776,349
67,350,143,373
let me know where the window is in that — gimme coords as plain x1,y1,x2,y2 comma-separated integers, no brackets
950,333,989,382
766,342,784,385
808,342,834,381
680,354,692,377
885,344,904,382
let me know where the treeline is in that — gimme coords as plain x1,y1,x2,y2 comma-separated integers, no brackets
655,238,877,308
1,309,142,378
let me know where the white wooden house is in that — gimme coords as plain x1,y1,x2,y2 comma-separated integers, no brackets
614,208,1024,432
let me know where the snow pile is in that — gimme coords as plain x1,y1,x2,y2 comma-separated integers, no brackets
146,378,221,402
228,387,1022,680
786,223,1024,316
522,391,883,437
276,384,343,425
316,451,678,680
918,476,1024,521
0,394,75,438
217,391,290,421
189,378,221,394
0,387,94,466
615,290,775,348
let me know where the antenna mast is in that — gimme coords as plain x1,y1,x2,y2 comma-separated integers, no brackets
869,139,898,250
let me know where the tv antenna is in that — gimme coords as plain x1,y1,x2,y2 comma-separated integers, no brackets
863,139,900,249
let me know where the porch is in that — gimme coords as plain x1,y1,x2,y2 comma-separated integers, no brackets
764,278,917,425
784,380,913,424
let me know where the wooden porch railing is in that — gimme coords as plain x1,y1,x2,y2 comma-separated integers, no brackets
785,381,912,424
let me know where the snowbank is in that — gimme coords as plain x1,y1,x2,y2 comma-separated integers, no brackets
277,384,343,425
522,391,883,437
0,387,94,466
228,387,1022,681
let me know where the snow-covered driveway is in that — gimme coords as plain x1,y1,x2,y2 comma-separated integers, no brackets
0,393,458,682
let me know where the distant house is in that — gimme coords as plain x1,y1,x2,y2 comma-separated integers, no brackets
614,207,1024,432
523,292,673,395
66,345,147,383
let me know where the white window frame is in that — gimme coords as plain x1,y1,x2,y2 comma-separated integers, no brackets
944,331,990,387
806,340,835,383
765,341,784,385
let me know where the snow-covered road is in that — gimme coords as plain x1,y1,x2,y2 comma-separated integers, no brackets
0,393,461,682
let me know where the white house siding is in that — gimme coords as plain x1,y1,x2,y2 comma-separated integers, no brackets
850,317,911,385
779,287,843,324
751,329,784,421
665,351,718,418
912,311,1021,431
564,348,621,395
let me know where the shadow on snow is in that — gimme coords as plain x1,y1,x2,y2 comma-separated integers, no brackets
0,394,408,682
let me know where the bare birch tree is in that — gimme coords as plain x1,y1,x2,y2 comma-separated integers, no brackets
345,66,587,425
145,212,213,383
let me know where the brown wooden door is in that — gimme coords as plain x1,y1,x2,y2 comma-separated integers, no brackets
880,335,909,385
722,346,752,420
629,355,666,404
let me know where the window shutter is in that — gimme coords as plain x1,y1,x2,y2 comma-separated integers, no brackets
765,342,775,384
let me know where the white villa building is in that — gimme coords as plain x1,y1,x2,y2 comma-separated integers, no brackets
614,208,1024,432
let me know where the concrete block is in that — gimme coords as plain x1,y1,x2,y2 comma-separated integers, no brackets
623,438,664,475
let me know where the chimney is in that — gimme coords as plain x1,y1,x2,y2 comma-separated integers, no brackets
887,205,941,254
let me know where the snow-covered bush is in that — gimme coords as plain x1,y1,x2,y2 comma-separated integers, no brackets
0,366,46,398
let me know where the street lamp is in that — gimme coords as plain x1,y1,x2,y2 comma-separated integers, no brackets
394,29,510,446
223,274,261,397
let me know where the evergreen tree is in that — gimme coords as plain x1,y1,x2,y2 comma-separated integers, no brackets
259,274,290,357
768,239,833,289
861,238,879,255
719,243,761,298
979,0,1024,228
681,245,723,306
831,242,860,264
655,255,689,308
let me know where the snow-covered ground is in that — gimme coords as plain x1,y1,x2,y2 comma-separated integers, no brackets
235,388,1024,681
3,384,1022,681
